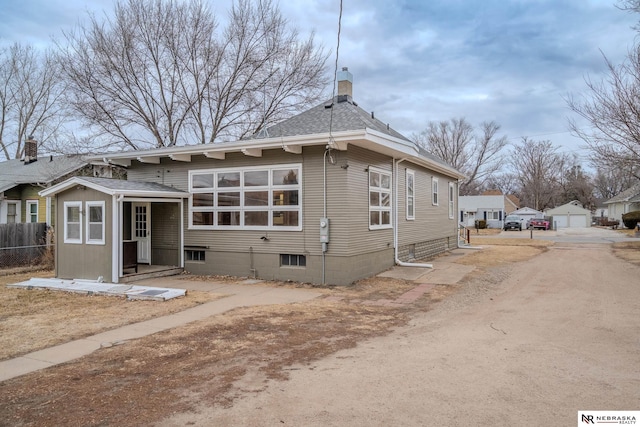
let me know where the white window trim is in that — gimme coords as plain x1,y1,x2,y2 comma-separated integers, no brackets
188,163,303,231
26,200,38,223
369,166,393,230
406,169,415,220
432,177,439,206
86,201,106,245
448,182,455,219
64,201,82,244
3,200,21,224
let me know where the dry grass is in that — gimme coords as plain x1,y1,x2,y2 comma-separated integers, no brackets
468,237,554,247
0,271,220,361
612,241,640,265
455,245,548,269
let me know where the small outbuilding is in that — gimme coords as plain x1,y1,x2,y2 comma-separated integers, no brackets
545,201,591,229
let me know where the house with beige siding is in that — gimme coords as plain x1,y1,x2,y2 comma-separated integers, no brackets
604,182,640,226
41,70,464,285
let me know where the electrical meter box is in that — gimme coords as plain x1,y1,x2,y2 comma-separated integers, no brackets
319,217,330,243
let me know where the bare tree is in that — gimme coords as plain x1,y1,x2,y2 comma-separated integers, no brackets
592,164,637,199
413,118,508,195
509,138,566,211
566,46,640,179
0,43,66,160
59,0,328,151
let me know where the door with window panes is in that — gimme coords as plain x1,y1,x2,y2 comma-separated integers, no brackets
132,203,151,264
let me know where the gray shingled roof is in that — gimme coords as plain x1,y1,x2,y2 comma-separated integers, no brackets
76,176,186,194
605,182,640,204
249,96,411,142
0,155,87,193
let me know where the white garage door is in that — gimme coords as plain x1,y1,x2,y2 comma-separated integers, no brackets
553,215,587,228
568,214,587,228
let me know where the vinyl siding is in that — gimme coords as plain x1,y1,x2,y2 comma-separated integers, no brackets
55,188,113,282
125,144,458,282
396,162,458,259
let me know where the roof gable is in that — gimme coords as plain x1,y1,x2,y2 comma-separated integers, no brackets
40,176,188,198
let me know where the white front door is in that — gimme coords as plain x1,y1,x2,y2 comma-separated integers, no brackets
132,202,151,264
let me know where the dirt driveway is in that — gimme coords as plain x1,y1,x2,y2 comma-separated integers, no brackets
162,242,640,426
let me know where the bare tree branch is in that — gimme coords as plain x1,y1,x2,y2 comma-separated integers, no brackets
413,118,508,194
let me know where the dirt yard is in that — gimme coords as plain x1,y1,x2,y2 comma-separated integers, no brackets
0,239,638,426
0,271,219,360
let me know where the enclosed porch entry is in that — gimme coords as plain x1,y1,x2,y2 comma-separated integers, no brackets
119,200,184,282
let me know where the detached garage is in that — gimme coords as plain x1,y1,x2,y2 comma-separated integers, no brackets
546,201,591,229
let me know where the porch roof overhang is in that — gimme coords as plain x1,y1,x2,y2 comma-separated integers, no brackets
90,129,466,181
39,176,188,199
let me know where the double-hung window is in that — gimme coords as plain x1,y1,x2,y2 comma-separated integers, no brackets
64,201,82,244
26,200,38,223
432,177,439,206
369,167,392,229
86,201,105,244
448,182,455,219
189,164,302,230
406,169,415,220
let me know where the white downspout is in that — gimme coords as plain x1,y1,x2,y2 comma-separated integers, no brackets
394,158,433,268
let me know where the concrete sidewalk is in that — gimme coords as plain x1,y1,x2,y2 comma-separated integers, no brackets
0,250,479,383
0,279,322,382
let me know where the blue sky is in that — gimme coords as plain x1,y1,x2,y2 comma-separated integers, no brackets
1,0,637,159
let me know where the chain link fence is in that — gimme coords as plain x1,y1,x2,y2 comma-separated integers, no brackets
0,244,54,269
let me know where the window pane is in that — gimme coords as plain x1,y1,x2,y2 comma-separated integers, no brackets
89,206,102,222
29,203,38,214
370,211,379,226
67,224,80,239
408,199,414,215
381,193,391,207
67,206,80,222
218,211,240,226
7,204,16,215
218,172,240,187
273,169,298,185
193,174,214,188
244,170,268,186
272,211,298,226
193,193,214,207
218,192,240,206
370,192,379,207
381,174,391,189
245,211,268,226
298,255,306,267
245,191,268,206
193,212,214,226
381,211,391,225
370,171,379,187
273,190,298,206
89,223,102,240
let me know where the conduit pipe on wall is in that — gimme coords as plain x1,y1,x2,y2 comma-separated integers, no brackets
393,158,433,269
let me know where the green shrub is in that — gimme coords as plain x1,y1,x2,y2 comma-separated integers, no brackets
621,210,640,229
474,219,487,229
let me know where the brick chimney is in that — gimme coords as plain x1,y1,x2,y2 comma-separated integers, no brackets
337,67,353,101
24,136,38,164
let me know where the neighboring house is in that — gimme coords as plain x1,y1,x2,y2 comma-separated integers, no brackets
0,143,118,226
545,200,592,228
41,69,465,285
511,207,545,226
458,192,519,228
603,182,640,225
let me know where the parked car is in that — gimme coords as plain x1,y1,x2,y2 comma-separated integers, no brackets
504,214,522,231
528,218,550,230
